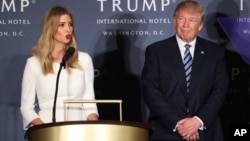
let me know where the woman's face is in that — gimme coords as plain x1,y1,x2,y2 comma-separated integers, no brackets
53,14,73,46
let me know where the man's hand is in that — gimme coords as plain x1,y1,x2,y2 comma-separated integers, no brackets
176,117,201,140
185,131,199,141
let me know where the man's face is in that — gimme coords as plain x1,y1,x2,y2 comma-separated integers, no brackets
174,9,203,43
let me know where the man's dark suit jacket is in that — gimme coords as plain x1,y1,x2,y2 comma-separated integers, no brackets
141,35,229,141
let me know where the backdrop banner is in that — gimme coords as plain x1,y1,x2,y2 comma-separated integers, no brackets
0,0,249,141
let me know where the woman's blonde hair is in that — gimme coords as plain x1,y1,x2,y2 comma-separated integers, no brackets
31,6,81,75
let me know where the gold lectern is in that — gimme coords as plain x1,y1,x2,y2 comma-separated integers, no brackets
26,120,152,141
25,100,152,141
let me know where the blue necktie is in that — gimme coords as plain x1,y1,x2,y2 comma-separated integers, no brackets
184,44,192,93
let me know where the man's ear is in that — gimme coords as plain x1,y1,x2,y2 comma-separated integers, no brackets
198,22,204,31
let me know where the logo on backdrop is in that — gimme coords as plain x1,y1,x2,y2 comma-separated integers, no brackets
97,0,174,12
96,0,178,36
0,0,35,37
218,17,250,64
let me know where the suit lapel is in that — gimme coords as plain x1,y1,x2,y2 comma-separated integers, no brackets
167,37,187,94
190,38,207,93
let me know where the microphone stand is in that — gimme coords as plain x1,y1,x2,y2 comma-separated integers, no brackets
52,60,66,123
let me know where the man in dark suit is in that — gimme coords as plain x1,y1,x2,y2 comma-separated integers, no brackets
141,1,229,141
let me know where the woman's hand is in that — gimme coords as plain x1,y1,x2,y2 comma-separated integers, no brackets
87,113,99,120
31,118,44,126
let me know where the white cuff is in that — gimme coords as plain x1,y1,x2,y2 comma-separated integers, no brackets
173,124,179,132
194,116,205,130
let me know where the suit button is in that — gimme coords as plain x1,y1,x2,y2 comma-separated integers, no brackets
186,108,190,116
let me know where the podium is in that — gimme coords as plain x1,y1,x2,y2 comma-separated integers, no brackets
25,100,152,141
25,120,152,141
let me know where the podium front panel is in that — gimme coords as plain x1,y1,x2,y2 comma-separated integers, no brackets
27,121,151,141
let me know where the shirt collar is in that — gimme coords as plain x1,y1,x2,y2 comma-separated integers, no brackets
175,34,196,48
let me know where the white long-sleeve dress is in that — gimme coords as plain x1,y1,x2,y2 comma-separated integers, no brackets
20,51,98,130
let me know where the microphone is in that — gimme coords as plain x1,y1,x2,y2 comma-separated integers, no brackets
52,46,75,123
60,47,75,68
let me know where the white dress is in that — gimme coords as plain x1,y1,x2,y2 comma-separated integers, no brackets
20,51,98,130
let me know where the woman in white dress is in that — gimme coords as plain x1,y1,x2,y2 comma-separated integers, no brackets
20,6,98,130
